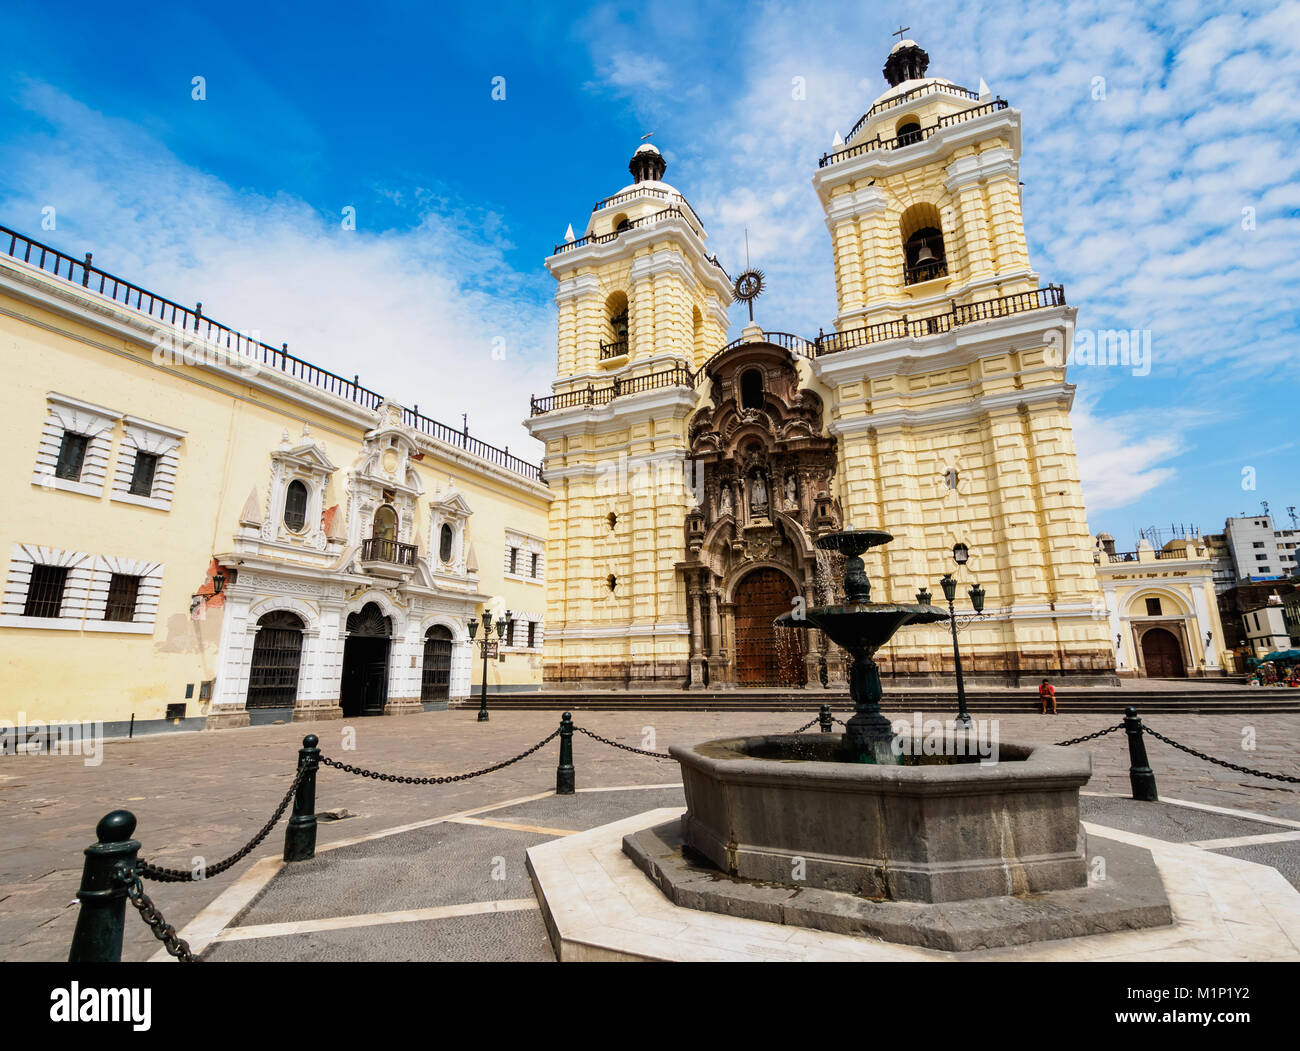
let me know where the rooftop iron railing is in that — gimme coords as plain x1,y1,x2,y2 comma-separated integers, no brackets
591,186,707,231
0,223,542,483
819,98,1009,168
844,81,981,143
527,286,1067,416
553,205,702,254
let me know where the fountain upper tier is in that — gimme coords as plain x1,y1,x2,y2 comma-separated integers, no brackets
775,528,947,654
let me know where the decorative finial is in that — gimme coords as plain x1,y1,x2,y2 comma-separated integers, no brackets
629,141,666,183
883,36,929,86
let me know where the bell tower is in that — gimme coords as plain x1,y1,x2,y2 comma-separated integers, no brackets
816,37,1033,331
527,144,732,688
807,39,1117,684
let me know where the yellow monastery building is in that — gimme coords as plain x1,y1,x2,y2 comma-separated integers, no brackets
0,227,550,736
528,39,1118,689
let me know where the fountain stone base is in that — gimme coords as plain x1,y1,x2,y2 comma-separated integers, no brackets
671,733,1093,904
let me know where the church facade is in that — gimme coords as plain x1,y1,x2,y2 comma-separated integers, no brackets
527,39,1118,689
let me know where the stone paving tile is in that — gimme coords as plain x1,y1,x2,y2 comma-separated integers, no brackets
203,910,556,962
1080,795,1295,842
2,707,1297,961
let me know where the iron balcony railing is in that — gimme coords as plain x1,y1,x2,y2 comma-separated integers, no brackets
814,285,1065,356
528,287,1066,415
904,234,950,286
0,223,542,484
399,407,542,482
819,98,1009,168
530,366,693,416
599,339,629,360
591,186,707,232
845,81,981,143
553,205,701,254
1109,552,1139,563
360,537,418,566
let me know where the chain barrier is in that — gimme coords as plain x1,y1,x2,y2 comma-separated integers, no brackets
790,716,820,733
573,726,671,759
1140,725,1300,784
1053,723,1125,748
319,729,561,783
139,765,307,883
118,864,198,962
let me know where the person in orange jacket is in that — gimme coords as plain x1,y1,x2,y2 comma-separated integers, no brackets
1039,678,1057,715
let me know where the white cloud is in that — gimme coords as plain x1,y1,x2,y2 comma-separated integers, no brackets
0,81,554,461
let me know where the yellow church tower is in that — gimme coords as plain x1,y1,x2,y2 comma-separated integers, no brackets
528,38,1117,690
808,37,1115,682
526,143,733,686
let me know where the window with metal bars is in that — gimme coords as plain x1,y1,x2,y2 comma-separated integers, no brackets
246,611,304,708
55,433,89,480
527,621,536,649
508,546,518,574
530,552,540,578
129,452,158,497
104,573,141,622
421,625,452,701
23,565,68,618
506,618,516,647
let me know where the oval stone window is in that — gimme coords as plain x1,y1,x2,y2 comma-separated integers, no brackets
439,523,454,562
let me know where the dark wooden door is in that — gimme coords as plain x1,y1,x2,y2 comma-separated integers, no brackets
733,568,804,687
1141,628,1186,677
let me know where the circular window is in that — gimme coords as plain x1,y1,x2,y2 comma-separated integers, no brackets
283,480,309,532
439,523,454,562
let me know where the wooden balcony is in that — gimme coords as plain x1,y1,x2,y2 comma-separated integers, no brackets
360,537,418,579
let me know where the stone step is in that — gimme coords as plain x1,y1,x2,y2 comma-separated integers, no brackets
452,691,1300,715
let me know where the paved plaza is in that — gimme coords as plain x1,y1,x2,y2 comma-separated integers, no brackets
2,706,1298,962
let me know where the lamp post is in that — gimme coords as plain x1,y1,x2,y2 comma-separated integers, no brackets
917,543,985,729
467,607,509,723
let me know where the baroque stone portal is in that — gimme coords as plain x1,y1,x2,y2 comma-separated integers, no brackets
678,339,843,689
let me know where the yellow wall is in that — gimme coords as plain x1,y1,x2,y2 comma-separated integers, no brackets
0,264,549,729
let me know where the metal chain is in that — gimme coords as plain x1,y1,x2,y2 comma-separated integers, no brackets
1141,725,1300,784
320,729,561,783
118,864,198,962
1053,722,1125,748
790,716,820,733
139,765,307,882
573,726,671,759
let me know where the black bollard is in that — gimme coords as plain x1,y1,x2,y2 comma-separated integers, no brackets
283,734,321,862
68,810,140,963
556,713,575,795
1123,707,1158,802
818,704,833,733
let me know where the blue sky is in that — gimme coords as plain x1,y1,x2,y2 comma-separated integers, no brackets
1,0,1297,544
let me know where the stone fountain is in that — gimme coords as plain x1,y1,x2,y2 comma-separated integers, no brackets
623,529,1172,951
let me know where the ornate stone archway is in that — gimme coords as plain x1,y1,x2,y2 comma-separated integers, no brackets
677,340,844,688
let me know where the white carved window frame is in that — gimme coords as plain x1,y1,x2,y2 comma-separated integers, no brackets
83,555,165,634
31,393,121,498
111,416,187,511
1,544,94,630
265,444,337,550
504,528,545,584
429,492,473,575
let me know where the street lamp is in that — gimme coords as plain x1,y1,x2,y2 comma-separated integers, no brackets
468,607,509,722
917,545,985,729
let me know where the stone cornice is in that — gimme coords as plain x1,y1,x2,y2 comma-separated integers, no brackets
811,304,1075,384
945,147,1018,193
524,385,698,443
812,109,1022,206
823,185,889,229
827,382,1076,435
544,219,733,303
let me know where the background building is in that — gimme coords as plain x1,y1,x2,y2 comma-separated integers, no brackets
1093,533,1227,677
528,39,1117,689
0,226,550,737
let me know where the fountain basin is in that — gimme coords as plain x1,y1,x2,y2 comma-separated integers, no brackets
672,732,1091,904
